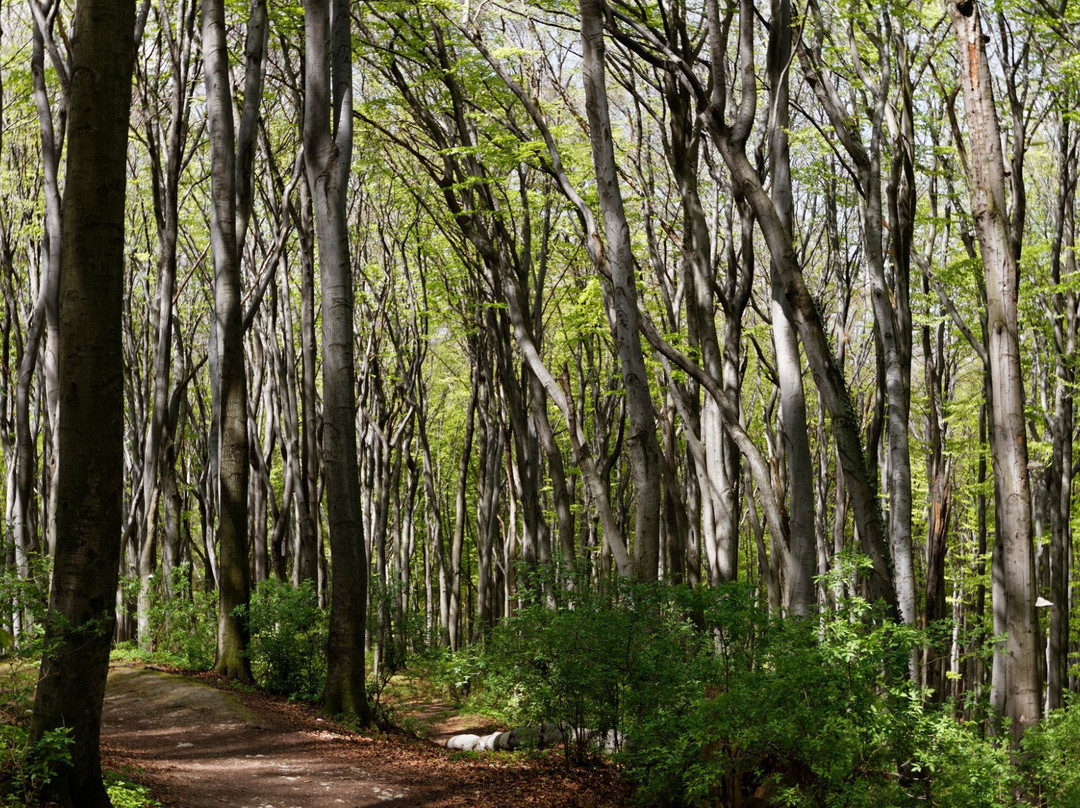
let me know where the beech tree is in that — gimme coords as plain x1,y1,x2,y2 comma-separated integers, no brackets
27,0,137,801
948,0,1040,740
306,0,369,718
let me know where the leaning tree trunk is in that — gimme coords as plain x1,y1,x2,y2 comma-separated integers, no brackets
706,0,896,612
949,0,1040,742
28,0,136,800
767,0,816,616
580,0,663,582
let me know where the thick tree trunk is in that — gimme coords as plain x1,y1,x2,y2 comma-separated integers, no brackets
305,0,368,719
28,0,136,800
949,0,1040,740
203,0,252,681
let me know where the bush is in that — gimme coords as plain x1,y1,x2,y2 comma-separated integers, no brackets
246,578,327,701
1021,698,1080,806
917,713,1014,808
0,552,52,656
143,565,216,670
467,578,1036,807
477,578,716,764
0,723,73,806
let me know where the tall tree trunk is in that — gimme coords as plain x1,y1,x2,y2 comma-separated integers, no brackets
1045,114,1076,712
580,0,662,582
448,372,477,651
202,0,253,681
305,0,368,719
28,0,136,799
294,175,321,585
135,0,197,644
949,0,1040,741
706,0,896,612
767,0,815,616
13,5,66,623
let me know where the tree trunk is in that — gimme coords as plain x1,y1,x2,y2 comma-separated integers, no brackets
767,0,816,616
705,0,896,613
203,0,253,681
305,0,368,719
580,0,663,582
1045,114,1076,713
28,0,136,800
949,0,1040,741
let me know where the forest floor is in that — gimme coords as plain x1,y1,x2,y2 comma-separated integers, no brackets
100,663,631,808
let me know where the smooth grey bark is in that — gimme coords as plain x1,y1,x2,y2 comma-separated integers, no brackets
305,0,369,718
27,0,136,800
921,208,954,699
274,45,321,587
948,0,1040,740
295,175,321,585
202,0,255,682
704,0,897,613
580,0,663,582
13,2,66,616
27,0,65,559
798,5,915,625
447,374,477,651
767,0,816,617
135,0,198,643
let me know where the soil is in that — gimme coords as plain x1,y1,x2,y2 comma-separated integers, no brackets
100,664,631,808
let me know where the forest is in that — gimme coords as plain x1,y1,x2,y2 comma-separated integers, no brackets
1,0,1080,804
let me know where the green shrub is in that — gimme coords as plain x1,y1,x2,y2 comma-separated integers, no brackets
0,723,73,806
246,578,327,701
468,578,1034,807
917,713,1014,808
105,771,163,808
0,552,51,657
143,565,216,670
1021,698,1080,807
477,578,716,764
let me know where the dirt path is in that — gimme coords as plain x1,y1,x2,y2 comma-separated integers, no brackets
100,664,628,808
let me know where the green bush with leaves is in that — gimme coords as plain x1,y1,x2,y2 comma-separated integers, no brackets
467,578,1040,807
143,564,216,670
477,578,716,763
1020,698,1080,807
916,712,1014,808
246,578,327,701
0,723,73,806
105,771,163,808
0,552,52,656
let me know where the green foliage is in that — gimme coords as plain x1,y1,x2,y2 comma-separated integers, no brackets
0,552,52,656
142,565,216,670
475,577,716,764
916,713,1015,808
105,771,163,808
413,645,485,703
1020,699,1080,807
245,579,327,701
459,580,1057,807
0,724,73,806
